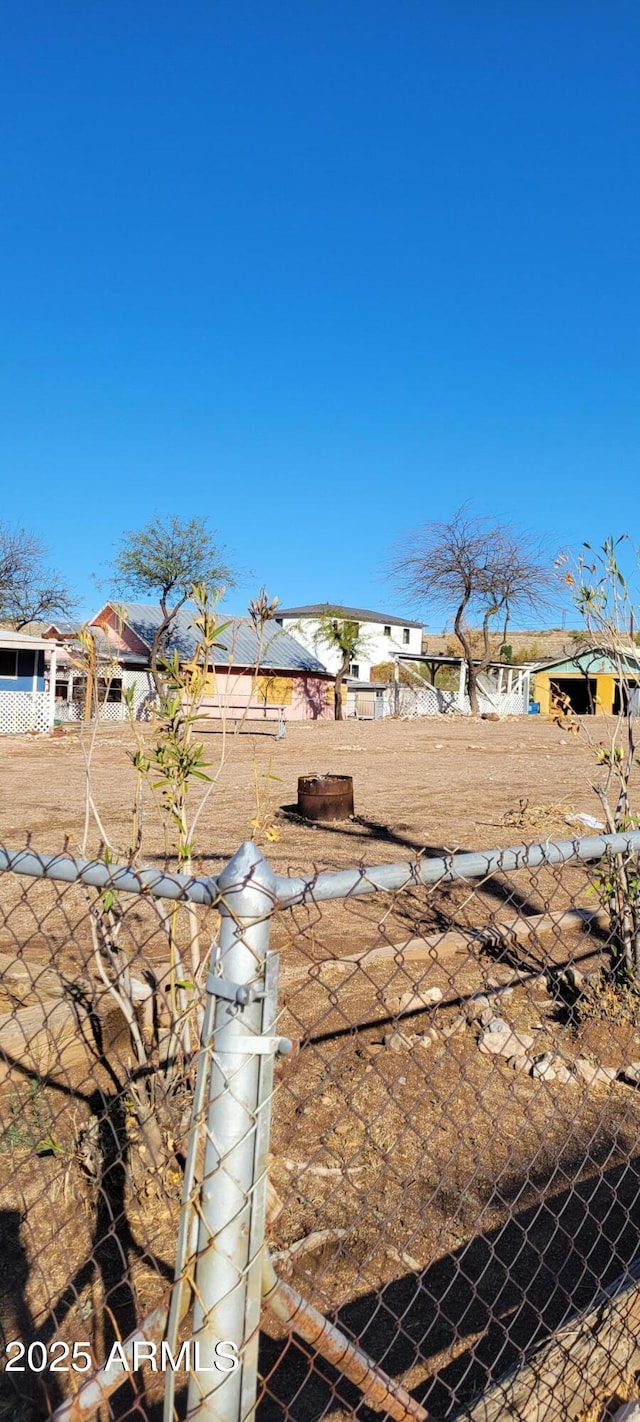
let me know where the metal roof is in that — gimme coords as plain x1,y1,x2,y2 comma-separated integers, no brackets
44,621,81,637
115,603,330,674
276,604,423,628
45,622,149,665
532,646,640,675
395,652,523,669
0,627,54,651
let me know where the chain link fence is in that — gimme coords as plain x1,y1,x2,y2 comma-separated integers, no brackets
1,832,640,1421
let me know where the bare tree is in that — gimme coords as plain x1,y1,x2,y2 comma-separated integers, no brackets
112,514,236,695
0,523,75,628
390,508,554,713
478,525,556,665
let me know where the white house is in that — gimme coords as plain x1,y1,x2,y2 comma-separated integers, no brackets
274,605,424,683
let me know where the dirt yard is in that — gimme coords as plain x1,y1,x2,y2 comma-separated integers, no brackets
0,712,624,874
1,714,640,1422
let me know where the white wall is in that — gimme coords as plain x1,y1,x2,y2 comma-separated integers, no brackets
279,616,423,682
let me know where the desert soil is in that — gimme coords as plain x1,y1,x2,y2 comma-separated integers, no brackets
0,712,626,871
1,714,639,1422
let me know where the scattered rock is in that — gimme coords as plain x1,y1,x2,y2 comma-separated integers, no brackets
534,1052,575,1084
564,965,586,991
507,1053,530,1074
574,1058,617,1087
508,1030,537,1052
384,986,443,1014
479,1007,495,1028
481,712,500,721
479,1033,507,1055
465,994,491,1022
384,1032,410,1052
442,1015,466,1039
479,1025,535,1057
622,1061,640,1084
499,987,514,1004
415,1032,436,1048
573,1058,599,1085
485,1017,510,1036
531,1059,556,1080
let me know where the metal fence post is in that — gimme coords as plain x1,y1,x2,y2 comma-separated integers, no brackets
187,839,282,1422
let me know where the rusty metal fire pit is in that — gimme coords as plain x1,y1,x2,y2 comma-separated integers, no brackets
297,774,354,822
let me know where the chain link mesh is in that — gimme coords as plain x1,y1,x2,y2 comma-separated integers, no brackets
1,839,640,1421
266,846,640,1422
0,856,213,1422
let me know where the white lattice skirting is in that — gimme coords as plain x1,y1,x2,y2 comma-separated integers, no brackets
0,692,52,735
388,687,527,717
56,701,129,723
55,693,157,724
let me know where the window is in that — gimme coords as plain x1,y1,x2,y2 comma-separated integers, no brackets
403,628,411,645
0,649,18,679
105,678,123,703
383,625,391,637
350,663,360,679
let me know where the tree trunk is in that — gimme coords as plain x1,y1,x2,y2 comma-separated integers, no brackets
481,603,501,667
454,600,479,713
334,670,344,720
148,593,187,699
333,648,351,721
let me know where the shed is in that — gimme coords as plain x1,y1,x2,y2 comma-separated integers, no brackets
532,647,640,716
0,629,57,735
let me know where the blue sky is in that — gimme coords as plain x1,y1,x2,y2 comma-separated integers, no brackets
1,1,638,630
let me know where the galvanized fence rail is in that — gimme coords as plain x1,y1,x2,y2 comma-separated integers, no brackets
1,831,640,1421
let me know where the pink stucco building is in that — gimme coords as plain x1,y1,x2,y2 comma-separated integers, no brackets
47,601,335,723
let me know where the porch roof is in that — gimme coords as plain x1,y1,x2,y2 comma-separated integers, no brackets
0,628,54,651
